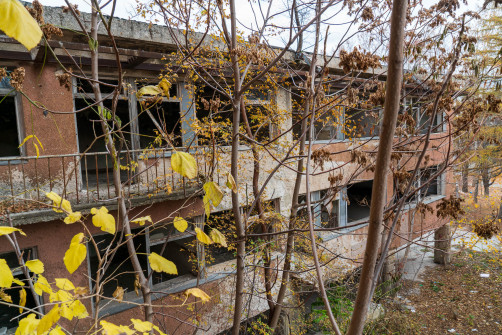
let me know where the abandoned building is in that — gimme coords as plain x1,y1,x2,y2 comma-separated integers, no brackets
0,4,453,334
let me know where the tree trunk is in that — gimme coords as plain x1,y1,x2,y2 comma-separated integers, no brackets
461,163,469,193
474,177,479,203
346,0,408,333
482,167,490,196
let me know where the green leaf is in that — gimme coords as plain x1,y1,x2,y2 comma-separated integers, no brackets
171,151,197,179
88,37,98,51
0,0,42,50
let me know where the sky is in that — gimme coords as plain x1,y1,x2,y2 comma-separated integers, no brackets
26,0,482,55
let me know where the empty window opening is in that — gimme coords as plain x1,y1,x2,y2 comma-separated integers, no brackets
148,224,198,285
320,189,339,228
0,95,21,157
347,180,373,223
0,249,39,330
204,210,236,265
75,99,131,185
88,230,147,298
137,101,181,148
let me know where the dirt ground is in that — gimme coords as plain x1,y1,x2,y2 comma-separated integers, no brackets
369,249,502,334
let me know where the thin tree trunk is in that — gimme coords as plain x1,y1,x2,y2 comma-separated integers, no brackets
346,0,408,333
461,163,469,193
474,176,479,203
89,7,153,322
482,167,490,196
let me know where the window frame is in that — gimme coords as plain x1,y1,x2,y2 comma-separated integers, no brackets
0,78,25,159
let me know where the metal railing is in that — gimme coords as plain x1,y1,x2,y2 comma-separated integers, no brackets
0,148,205,214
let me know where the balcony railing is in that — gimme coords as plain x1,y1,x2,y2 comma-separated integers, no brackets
0,149,206,215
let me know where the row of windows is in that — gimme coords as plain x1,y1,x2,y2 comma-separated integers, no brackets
0,76,447,158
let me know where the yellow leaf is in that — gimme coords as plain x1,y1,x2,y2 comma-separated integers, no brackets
0,0,43,50
210,228,227,247
131,319,153,332
64,211,82,224
153,325,167,335
171,151,197,179
204,196,211,218
173,216,188,232
131,215,152,226
185,287,210,303
13,278,25,286
15,314,40,335
113,285,124,302
100,321,135,335
148,252,177,275
0,290,12,303
69,300,88,319
195,228,213,245
45,192,72,213
0,226,26,236
90,207,116,234
49,326,65,335
0,259,13,288
226,172,237,193
19,288,26,313
25,259,44,274
74,286,88,296
50,289,72,303
136,85,163,98
33,142,39,158
64,233,87,274
157,78,171,97
34,275,52,295
204,181,223,207
55,278,75,291
37,304,60,335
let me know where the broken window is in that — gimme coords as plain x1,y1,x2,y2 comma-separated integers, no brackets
88,229,148,298
395,165,443,203
204,210,237,265
0,77,22,157
148,223,198,284
0,248,39,330
404,97,443,135
320,189,340,228
345,107,380,138
74,79,132,185
346,180,373,223
136,80,182,148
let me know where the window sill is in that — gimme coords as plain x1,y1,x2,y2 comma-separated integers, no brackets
0,157,27,166
401,194,445,211
97,272,229,318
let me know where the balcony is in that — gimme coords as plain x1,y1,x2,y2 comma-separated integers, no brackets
0,149,206,223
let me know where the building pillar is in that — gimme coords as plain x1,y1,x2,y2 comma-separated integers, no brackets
434,224,451,265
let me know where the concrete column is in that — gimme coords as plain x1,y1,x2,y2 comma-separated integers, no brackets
434,224,451,265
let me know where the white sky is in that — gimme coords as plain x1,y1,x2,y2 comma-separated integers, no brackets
28,0,482,55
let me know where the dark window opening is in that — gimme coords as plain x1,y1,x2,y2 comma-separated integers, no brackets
136,79,178,98
320,189,339,228
204,210,236,265
0,249,38,330
137,101,182,148
88,230,147,298
345,108,380,138
0,95,20,157
419,165,440,198
76,78,120,95
292,92,305,141
347,180,373,223
148,225,197,284
75,99,131,184
314,107,342,141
